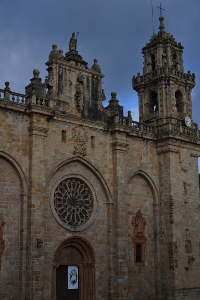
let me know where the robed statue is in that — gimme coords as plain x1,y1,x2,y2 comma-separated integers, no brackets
69,32,77,51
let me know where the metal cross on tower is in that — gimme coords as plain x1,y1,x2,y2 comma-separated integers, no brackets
157,3,164,16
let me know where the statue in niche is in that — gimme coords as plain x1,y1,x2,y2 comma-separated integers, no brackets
69,32,77,51
75,73,85,113
132,210,146,264
76,84,84,112
134,210,146,234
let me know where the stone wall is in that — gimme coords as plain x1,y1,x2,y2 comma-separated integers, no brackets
0,158,22,299
0,81,200,299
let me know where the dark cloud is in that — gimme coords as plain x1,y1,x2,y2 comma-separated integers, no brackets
0,0,200,123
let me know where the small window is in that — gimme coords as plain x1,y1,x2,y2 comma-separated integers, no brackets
136,244,142,262
91,136,95,148
61,130,66,143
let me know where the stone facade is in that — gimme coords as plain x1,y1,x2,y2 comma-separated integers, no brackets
0,19,200,300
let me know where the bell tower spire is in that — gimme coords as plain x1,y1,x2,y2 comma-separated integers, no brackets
132,15,195,124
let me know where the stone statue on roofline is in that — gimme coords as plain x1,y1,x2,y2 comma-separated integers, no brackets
69,32,77,51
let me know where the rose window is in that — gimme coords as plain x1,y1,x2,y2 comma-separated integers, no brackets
54,178,94,226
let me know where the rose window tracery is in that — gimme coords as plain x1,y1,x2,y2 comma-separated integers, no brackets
54,178,94,226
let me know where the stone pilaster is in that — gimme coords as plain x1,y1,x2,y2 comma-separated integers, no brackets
111,130,128,300
28,118,48,299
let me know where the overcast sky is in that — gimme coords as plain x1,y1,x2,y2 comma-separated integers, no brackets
0,0,200,123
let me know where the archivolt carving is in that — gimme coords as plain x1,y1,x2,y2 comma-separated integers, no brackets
52,236,96,300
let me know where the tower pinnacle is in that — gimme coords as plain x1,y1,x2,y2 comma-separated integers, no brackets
159,16,165,32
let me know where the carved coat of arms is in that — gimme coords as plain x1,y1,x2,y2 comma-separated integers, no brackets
72,126,88,156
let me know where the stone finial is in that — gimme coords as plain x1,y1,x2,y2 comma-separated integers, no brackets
4,82,10,100
111,92,117,100
91,58,101,73
101,89,106,101
59,49,63,56
69,32,77,51
30,69,42,84
159,16,165,32
33,69,40,78
4,81,10,90
52,44,57,51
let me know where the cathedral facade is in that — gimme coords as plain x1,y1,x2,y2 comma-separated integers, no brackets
0,16,200,299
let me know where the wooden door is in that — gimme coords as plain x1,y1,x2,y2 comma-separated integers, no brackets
56,265,79,300
52,237,95,300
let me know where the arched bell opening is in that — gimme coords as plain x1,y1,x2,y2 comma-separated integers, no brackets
51,236,96,300
146,91,158,115
173,53,177,70
151,54,155,72
175,90,183,113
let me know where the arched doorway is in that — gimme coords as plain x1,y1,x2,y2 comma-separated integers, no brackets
51,236,96,300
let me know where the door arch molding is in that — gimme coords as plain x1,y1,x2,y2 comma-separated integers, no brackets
51,236,96,300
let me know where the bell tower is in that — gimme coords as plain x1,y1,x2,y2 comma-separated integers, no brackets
132,15,196,123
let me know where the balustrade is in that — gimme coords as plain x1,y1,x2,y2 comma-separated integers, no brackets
133,67,195,87
0,86,26,105
0,83,199,139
